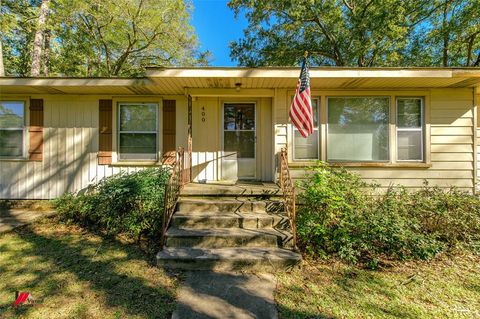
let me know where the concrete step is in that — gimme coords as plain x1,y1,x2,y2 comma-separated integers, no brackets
181,183,281,197
157,247,301,271
177,198,284,214
171,211,288,229
165,227,292,248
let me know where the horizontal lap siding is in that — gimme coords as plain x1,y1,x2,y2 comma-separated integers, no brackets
350,89,474,190
279,88,475,192
0,95,187,199
476,92,480,190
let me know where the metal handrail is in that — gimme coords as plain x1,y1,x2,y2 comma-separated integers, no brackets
278,148,297,249
160,147,190,248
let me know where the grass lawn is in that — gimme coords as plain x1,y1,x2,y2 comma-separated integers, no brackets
275,253,480,319
0,217,178,319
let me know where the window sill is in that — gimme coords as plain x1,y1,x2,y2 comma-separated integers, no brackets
110,161,161,167
0,158,31,162
289,162,432,168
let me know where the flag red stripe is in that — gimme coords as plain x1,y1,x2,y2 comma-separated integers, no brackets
289,58,313,137
292,94,313,132
290,102,310,131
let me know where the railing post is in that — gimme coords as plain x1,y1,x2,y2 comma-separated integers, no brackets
278,147,297,249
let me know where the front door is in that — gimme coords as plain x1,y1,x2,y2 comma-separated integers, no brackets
222,103,256,180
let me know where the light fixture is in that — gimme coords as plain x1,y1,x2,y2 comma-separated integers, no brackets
235,82,242,92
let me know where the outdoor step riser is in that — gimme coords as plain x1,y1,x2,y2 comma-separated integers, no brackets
177,201,284,214
157,258,300,271
171,216,284,229
166,234,280,248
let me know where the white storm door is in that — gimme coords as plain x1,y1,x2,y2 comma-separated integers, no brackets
222,103,256,180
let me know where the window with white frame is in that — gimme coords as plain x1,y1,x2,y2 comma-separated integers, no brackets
118,103,158,160
396,97,423,161
293,98,319,160
0,101,25,158
327,97,390,162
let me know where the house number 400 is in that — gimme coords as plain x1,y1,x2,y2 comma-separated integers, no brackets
201,106,206,122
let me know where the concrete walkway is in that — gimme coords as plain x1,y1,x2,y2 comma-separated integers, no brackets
172,271,278,319
0,209,56,233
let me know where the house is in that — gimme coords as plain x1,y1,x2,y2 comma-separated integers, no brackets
0,67,479,199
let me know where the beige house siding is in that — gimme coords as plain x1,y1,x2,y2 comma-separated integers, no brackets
275,88,476,192
476,89,480,191
0,85,476,199
191,96,273,182
0,94,188,199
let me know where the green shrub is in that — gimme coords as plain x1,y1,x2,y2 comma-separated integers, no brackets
53,167,170,240
409,184,480,245
297,162,480,267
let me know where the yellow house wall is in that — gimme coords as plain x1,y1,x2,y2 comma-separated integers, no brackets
0,94,188,199
191,96,273,182
274,88,476,192
0,86,476,198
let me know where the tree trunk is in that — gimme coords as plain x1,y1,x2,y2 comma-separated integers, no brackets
0,0,3,76
441,1,451,67
43,29,51,76
0,39,5,77
31,0,50,76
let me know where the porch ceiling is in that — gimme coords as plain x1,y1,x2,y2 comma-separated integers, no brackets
0,67,479,95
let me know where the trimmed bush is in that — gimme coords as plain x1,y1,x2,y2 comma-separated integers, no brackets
297,162,480,268
53,167,170,240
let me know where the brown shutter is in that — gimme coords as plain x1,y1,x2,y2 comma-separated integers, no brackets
98,99,112,165
162,100,176,164
29,99,44,161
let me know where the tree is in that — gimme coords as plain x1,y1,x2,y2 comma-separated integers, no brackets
30,0,50,76
2,0,48,76
228,0,479,67
228,0,436,67
0,37,4,76
422,0,480,66
0,0,4,76
1,0,209,76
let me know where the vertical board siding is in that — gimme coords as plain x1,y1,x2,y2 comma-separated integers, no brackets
0,95,187,199
191,97,273,182
275,88,475,192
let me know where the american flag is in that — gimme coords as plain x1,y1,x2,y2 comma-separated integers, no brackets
289,57,313,138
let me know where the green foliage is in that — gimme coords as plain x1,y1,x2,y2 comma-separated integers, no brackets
297,163,480,268
228,0,480,67
1,0,210,76
53,168,170,240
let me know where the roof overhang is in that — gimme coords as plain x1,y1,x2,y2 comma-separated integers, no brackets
0,67,479,95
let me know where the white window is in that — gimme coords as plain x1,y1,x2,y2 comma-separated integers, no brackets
118,103,158,160
0,101,25,158
396,98,424,161
327,97,390,162
293,99,319,160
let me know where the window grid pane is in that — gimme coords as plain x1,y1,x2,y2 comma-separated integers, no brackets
327,97,389,162
396,98,423,161
0,101,24,158
0,101,25,129
0,130,23,157
118,103,158,160
119,104,157,132
293,99,319,160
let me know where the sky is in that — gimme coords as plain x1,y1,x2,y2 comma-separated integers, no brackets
191,0,248,66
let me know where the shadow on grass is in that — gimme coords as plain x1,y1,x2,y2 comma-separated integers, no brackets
0,218,177,318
